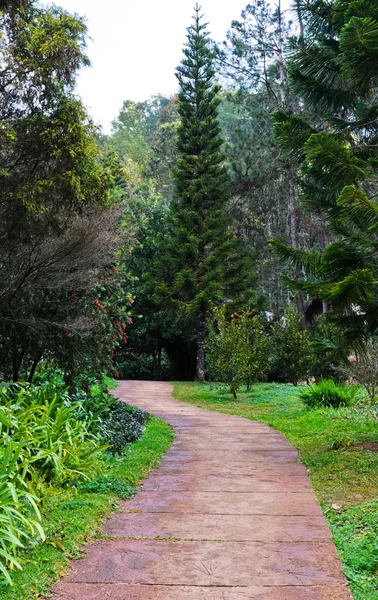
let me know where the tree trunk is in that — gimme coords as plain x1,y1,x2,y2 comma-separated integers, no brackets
28,353,43,383
287,168,306,324
195,316,206,383
11,332,25,382
153,348,163,380
277,0,287,109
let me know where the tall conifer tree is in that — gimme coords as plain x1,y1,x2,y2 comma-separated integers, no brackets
156,5,251,381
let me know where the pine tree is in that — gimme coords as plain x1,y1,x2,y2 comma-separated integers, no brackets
156,5,252,382
270,0,378,341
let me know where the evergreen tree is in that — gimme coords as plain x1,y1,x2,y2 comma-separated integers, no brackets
270,0,378,341
156,5,252,381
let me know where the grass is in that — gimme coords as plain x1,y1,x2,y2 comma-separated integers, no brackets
172,382,378,600
1,416,173,599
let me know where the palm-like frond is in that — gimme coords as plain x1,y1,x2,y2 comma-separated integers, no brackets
321,238,372,280
325,268,377,304
272,109,315,165
339,17,378,87
304,133,368,187
337,185,378,232
269,239,322,276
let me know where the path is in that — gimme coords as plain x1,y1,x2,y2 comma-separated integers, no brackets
52,381,352,600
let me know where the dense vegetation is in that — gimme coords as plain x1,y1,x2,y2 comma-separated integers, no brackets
2,0,378,595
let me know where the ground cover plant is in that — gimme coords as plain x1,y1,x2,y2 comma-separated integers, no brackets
0,408,173,599
299,380,360,409
173,382,378,600
0,367,173,592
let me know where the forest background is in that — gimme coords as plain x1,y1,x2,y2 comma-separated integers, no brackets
2,0,378,390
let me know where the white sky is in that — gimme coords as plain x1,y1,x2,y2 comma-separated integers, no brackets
41,0,292,133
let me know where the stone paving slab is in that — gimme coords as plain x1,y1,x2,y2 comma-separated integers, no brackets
162,450,301,463
156,459,308,477
64,540,346,587
141,473,312,492
122,490,322,516
103,512,330,542
52,381,352,600
52,583,353,600
172,439,295,451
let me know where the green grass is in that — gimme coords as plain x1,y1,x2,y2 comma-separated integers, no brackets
1,416,173,599
172,382,378,600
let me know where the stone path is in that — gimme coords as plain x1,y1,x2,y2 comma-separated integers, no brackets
52,381,352,600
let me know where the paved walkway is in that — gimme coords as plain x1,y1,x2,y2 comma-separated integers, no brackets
53,381,352,600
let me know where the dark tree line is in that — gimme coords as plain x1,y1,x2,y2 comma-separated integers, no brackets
0,1,132,381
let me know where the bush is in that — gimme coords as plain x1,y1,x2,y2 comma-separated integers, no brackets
78,476,135,499
309,318,348,382
270,310,315,385
299,380,359,408
0,442,44,585
339,337,378,404
207,308,270,398
101,403,148,455
0,384,103,484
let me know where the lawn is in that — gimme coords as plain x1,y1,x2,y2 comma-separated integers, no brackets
1,415,173,600
173,382,378,600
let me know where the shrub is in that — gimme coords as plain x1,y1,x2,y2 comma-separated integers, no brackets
309,317,348,382
299,380,359,408
207,308,270,398
101,403,148,455
0,441,44,585
339,337,378,404
78,476,135,499
270,309,315,385
0,384,103,484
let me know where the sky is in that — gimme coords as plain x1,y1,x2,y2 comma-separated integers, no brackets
41,0,292,133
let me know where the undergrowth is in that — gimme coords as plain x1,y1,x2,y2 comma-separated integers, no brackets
0,416,173,600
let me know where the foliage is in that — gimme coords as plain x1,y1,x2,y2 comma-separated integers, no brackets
155,6,253,381
207,308,270,398
270,0,378,341
270,310,315,385
110,95,179,190
114,180,197,381
0,1,132,382
0,443,44,585
116,353,173,381
299,380,359,409
0,374,108,585
173,381,378,599
100,403,148,456
0,416,173,598
0,384,103,484
343,338,378,403
309,317,348,382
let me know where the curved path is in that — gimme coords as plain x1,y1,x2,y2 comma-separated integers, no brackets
53,381,352,600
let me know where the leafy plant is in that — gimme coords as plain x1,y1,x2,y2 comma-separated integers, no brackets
0,384,103,484
78,476,136,499
0,442,44,585
270,310,315,386
299,380,359,409
101,403,148,455
207,308,269,398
